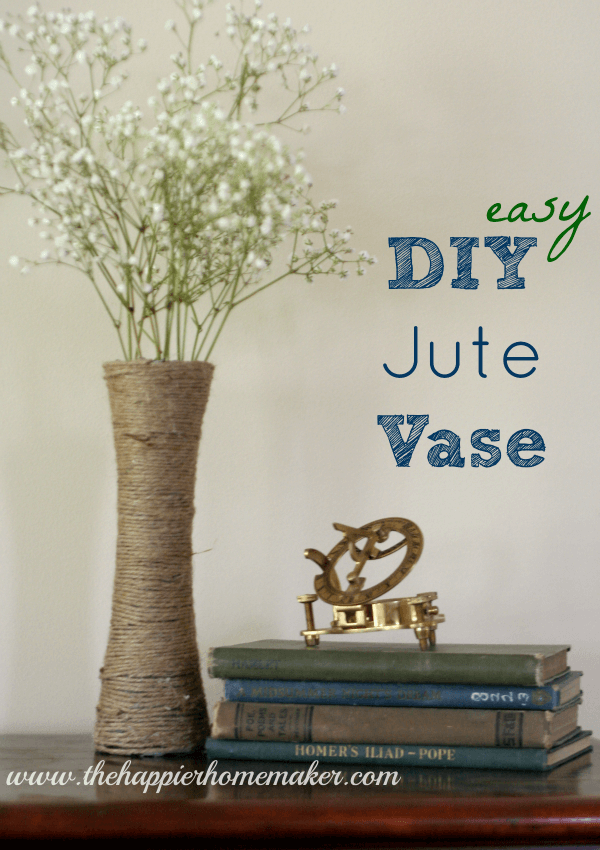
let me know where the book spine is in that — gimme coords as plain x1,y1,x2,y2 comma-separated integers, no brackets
223,678,562,709
205,737,551,770
212,701,552,748
208,646,542,685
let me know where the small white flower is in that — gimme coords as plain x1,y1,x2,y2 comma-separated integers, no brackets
137,38,147,50
142,283,152,293
20,265,30,275
71,148,88,164
40,250,50,260
116,283,126,294
165,19,176,31
8,256,19,267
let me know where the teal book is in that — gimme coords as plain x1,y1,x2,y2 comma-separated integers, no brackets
208,640,570,686
223,671,582,710
205,730,593,772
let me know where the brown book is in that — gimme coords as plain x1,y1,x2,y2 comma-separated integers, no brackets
212,700,579,749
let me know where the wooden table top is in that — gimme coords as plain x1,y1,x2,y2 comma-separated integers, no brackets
1,734,599,846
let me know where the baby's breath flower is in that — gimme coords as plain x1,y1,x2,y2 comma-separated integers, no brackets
0,0,370,360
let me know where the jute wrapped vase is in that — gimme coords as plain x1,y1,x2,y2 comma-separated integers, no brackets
95,359,214,756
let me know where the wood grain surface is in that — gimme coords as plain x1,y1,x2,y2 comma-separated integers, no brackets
0,734,598,846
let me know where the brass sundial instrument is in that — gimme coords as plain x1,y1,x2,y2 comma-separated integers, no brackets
298,518,444,649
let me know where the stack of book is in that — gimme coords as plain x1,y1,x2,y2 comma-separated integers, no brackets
206,640,592,771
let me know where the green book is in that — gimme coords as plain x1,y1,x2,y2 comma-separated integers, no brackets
205,730,593,772
208,640,570,686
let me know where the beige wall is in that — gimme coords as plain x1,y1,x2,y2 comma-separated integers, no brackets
0,0,598,734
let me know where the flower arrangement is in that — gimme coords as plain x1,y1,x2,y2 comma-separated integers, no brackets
0,0,375,360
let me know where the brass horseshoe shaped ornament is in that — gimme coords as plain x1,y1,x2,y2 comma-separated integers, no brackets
298,518,444,649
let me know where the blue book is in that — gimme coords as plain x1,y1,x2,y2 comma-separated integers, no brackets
223,670,581,710
205,730,593,772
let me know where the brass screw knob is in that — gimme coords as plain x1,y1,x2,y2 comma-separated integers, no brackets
298,594,318,633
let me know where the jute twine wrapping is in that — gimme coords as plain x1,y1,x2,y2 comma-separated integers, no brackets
95,359,214,756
